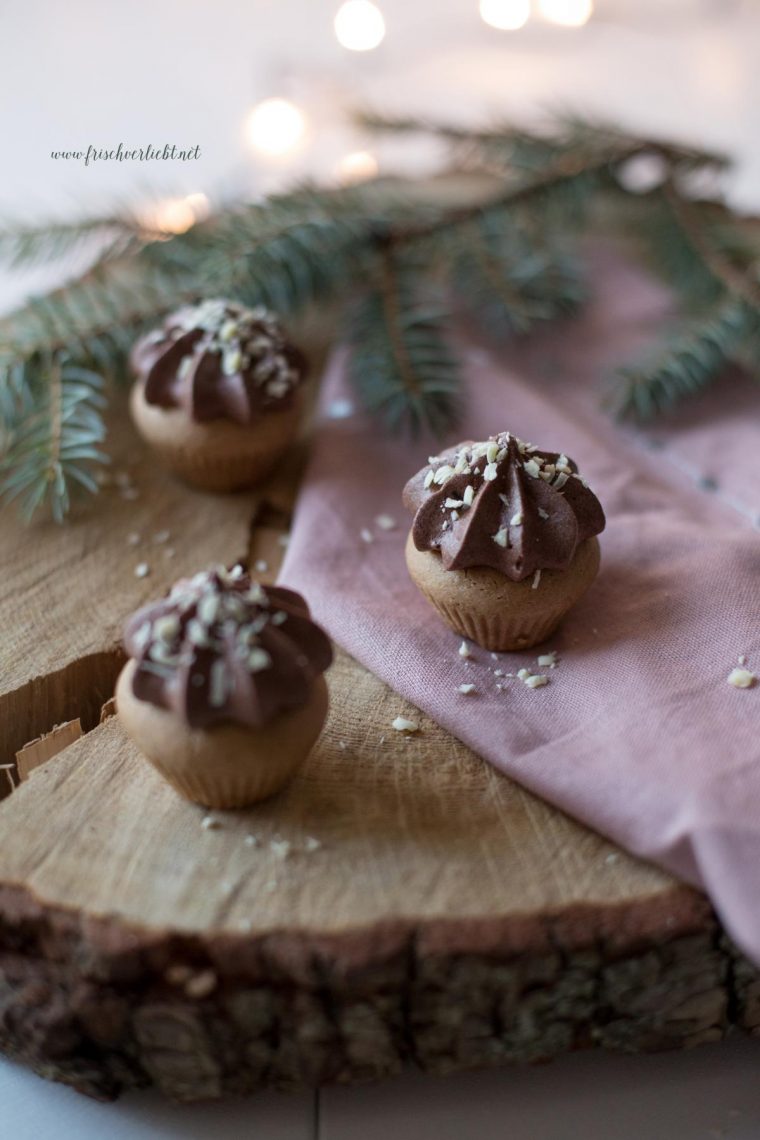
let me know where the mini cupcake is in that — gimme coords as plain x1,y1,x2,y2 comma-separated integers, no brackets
129,299,306,492
402,432,605,651
115,566,332,808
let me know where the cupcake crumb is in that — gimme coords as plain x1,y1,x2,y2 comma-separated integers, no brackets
493,669,504,677
164,547,175,559
338,740,347,750
392,716,419,733
458,641,473,659
127,532,141,547
458,683,477,695
360,528,374,544
375,514,397,530
304,836,322,852
239,918,253,932
243,834,258,847
201,815,222,830
738,654,747,665
134,562,150,579
531,569,542,590
270,839,292,860
537,651,559,667
525,674,549,689
727,667,756,689
153,529,171,544
254,559,268,572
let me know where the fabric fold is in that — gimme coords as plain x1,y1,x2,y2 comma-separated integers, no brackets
280,248,760,964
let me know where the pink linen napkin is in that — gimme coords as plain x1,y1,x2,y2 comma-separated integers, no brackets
280,247,760,964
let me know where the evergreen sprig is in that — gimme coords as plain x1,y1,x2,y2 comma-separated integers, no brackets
0,355,107,522
613,299,758,418
347,249,461,435
0,113,756,521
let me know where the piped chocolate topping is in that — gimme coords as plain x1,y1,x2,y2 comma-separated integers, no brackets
124,566,332,729
403,431,605,581
129,299,305,424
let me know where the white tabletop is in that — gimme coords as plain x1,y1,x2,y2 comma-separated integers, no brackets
2,1034,760,1138
2,1,760,1134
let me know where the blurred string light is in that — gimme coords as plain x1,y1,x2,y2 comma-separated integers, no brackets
335,150,379,184
245,97,306,156
148,192,209,235
479,0,531,32
334,0,386,51
538,0,593,27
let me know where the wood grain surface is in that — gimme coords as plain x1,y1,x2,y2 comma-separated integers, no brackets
0,398,756,1101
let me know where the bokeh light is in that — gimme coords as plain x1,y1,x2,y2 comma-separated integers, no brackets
245,98,307,156
336,150,379,183
148,193,209,235
479,0,531,32
538,0,593,27
334,1,386,52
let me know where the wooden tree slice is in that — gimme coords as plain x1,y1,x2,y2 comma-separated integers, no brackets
0,406,756,1102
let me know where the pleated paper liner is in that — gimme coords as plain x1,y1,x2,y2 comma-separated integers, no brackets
152,440,283,493
144,755,300,810
419,591,570,652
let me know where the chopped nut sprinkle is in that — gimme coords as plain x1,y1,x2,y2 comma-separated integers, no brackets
727,668,756,689
184,970,218,999
392,716,420,733
531,569,542,590
492,527,508,548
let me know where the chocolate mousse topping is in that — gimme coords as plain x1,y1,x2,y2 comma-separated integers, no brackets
124,566,332,729
129,299,305,424
403,432,605,580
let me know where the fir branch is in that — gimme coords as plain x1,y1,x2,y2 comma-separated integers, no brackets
0,215,145,269
659,184,760,309
447,213,585,338
347,250,461,435
613,298,758,419
357,109,729,178
0,355,107,522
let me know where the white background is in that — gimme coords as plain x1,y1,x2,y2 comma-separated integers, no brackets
2,1,760,1135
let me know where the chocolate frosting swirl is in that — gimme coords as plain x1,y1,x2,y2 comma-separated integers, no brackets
123,566,332,729
129,299,305,424
403,431,605,581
